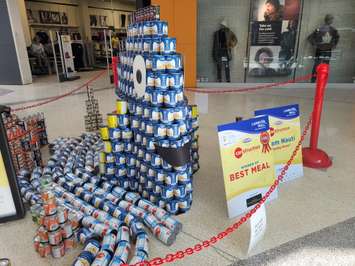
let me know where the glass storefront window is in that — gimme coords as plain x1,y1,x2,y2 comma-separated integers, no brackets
197,0,355,83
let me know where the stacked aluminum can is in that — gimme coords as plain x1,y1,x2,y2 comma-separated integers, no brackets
84,86,103,132
33,189,77,258
2,112,47,174
111,6,200,215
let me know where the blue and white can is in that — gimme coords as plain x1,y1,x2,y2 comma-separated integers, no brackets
177,121,188,135
166,123,180,139
134,132,143,144
101,233,117,254
150,107,160,122
162,160,173,171
118,115,130,127
166,200,179,215
122,128,133,140
142,37,151,53
169,139,183,148
165,54,182,72
151,153,162,168
145,121,155,136
143,21,152,36
146,72,155,87
153,123,166,139
124,141,133,153
164,90,178,107
144,55,152,70
169,71,184,89
115,153,126,166
155,73,169,90
152,55,165,72
150,90,164,106
105,153,115,164
112,241,130,264
135,233,149,255
161,185,175,200
109,128,121,140
144,151,152,163
117,165,127,177
160,108,175,124
112,141,124,153
176,171,189,182
138,148,145,160
135,102,143,115
151,21,168,37
155,169,166,183
150,37,161,54
158,139,170,148
174,106,187,121
143,106,151,119
165,172,178,186
174,185,187,199
146,138,156,151
160,37,176,54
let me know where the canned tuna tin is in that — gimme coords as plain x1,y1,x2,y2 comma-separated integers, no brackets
122,128,133,140
160,108,175,123
43,199,57,216
118,115,130,127
155,73,169,90
130,250,148,264
112,241,130,263
106,163,115,175
152,55,165,72
150,37,161,53
135,102,143,115
166,123,180,139
52,242,65,258
143,213,159,229
105,153,115,164
38,242,51,257
61,221,73,238
136,233,149,255
165,54,182,72
74,251,95,266
111,141,124,153
43,214,59,231
101,233,117,254
160,37,176,54
103,141,112,153
151,153,162,168
153,224,175,246
100,126,109,140
107,114,118,128
63,235,76,251
49,227,62,245
154,123,166,139
144,55,152,70
177,121,188,135
143,21,152,36
91,250,112,266
165,172,178,186
117,225,130,243
169,71,184,89
131,116,140,129
164,90,178,107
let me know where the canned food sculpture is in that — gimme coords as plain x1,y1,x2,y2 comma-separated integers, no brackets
115,6,200,215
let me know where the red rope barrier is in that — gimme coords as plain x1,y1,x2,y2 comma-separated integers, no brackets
11,70,107,112
186,74,313,94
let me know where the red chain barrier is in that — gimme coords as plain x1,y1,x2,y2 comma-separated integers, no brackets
186,74,313,94
125,115,312,266
11,70,107,112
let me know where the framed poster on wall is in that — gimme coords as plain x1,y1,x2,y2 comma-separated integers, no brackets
0,106,25,223
247,0,302,77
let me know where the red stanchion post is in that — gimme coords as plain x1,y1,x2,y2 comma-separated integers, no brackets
302,63,332,169
112,56,119,88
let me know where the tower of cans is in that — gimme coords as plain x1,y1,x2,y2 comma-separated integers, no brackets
84,86,103,132
100,5,200,215
33,189,77,258
2,112,48,174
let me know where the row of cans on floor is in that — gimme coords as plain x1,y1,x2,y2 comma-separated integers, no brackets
126,36,176,55
128,20,168,38
119,52,182,72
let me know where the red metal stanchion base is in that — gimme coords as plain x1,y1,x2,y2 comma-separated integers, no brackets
302,147,332,169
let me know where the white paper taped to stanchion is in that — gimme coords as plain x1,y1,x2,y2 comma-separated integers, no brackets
247,204,267,254
133,55,146,98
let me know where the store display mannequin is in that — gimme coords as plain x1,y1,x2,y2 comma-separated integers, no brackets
212,19,237,82
308,14,339,82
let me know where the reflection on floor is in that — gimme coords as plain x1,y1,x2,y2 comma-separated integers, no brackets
1,77,355,265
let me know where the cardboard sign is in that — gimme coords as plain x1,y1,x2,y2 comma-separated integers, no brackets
217,116,277,218
248,204,267,254
255,104,303,183
0,152,17,218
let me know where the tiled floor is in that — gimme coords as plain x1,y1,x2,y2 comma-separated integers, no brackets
1,74,355,266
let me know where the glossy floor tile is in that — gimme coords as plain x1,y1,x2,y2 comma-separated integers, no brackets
0,76,355,265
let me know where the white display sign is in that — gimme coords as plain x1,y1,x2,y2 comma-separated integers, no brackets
247,204,267,254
